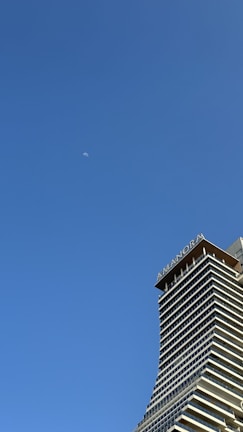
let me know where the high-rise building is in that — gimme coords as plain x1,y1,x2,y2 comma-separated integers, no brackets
133,234,243,432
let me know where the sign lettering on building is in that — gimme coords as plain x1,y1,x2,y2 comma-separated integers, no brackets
157,233,205,282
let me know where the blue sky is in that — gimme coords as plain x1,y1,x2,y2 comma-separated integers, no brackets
0,1,243,431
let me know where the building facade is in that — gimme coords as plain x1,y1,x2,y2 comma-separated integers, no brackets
134,234,243,432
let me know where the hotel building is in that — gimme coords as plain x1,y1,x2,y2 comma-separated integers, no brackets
134,235,243,432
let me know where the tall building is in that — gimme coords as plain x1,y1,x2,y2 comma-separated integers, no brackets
134,234,243,432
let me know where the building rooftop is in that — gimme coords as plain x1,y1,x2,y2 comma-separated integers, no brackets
155,235,242,291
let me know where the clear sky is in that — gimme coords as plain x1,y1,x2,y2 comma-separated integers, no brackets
0,1,243,431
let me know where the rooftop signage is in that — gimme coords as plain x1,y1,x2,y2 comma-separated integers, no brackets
157,233,205,282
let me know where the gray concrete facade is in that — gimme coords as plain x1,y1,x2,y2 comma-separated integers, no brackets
133,235,243,432
227,237,243,267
